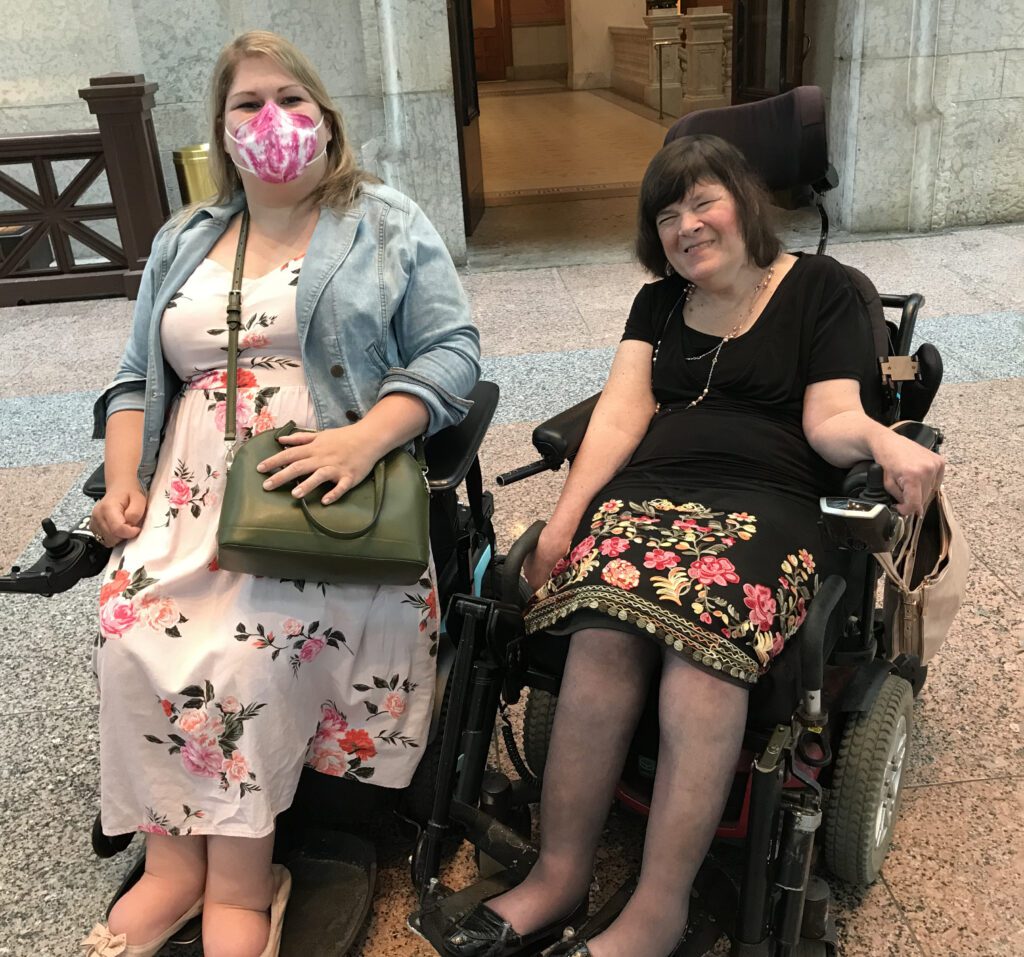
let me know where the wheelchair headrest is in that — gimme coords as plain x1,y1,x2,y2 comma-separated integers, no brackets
664,86,837,194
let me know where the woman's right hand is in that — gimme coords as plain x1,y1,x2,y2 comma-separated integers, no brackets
522,524,574,594
91,482,148,547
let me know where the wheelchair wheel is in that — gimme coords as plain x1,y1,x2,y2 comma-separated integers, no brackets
523,688,558,781
824,674,913,886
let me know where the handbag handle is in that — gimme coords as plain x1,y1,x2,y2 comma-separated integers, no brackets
299,458,387,539
224,210,251,451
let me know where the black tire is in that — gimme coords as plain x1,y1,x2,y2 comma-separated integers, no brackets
523,688,558,781
824,674,913,886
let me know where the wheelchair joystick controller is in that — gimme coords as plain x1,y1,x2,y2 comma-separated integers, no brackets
40,518,75,560
0,516,111,596
819,464,903,554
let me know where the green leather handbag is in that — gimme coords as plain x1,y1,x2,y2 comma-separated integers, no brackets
215,212,430,586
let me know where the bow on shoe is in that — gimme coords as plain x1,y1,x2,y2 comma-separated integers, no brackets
80,923,128,957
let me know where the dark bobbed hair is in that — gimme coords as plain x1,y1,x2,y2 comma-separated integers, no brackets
636,134,781,277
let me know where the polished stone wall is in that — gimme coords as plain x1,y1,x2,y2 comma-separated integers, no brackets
0,0,465,258
826,0,1024,232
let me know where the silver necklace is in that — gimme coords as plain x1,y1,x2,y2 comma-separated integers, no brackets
675,265,774,410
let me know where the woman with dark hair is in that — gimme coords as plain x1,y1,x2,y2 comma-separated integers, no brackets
443,135,942,957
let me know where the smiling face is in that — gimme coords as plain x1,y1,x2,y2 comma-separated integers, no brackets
656,181,749,285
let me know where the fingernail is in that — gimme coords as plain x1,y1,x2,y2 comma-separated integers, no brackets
262,480,272,490
322,496,332,505
256,464,266,473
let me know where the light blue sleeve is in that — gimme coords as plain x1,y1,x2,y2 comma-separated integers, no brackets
376,200,481,436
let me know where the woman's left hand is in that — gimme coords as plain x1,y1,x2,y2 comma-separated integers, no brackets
875,432,946,518
257,427,379,505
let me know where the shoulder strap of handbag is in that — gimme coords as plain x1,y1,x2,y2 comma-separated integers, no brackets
224,211,251,466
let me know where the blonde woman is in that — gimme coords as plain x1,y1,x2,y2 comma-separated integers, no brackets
84,31,479,957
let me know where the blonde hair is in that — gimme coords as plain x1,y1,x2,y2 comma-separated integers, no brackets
177,31,376,220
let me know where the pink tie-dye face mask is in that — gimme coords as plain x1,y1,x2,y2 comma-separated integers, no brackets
226,101,325,184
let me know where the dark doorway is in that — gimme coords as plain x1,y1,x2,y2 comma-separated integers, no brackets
448,0,486,235
733,0,806,103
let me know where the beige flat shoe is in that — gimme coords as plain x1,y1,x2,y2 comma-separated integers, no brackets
80,895,203,957
258,864,293,957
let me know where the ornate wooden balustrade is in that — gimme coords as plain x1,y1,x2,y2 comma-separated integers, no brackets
0,74,169,306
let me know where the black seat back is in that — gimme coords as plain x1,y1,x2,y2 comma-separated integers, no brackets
664,86,836,195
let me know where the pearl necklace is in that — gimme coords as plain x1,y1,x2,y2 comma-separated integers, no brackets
671,265,775,410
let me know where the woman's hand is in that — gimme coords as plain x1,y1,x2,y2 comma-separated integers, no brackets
91,482,148,546
874,432,946,518
522,524,574,594
257,426,379,504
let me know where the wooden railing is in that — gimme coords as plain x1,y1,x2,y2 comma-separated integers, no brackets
0,74,169,306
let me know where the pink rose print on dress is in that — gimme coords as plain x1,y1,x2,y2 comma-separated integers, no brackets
144,681,264,797
168,479,192,509
236,618,350,676
402,576,440,658
99,596,138,638
240,332,269,349
97,561,162,643
251,406,276,435
599,537,631,557
138,595,183,632
139,805,204,837
644,548,680,570
222,752,251,784
299,637,325,662
181,739,224,779
600,499,623,514
687,555,740,587
743,583,777,632
551,557,569,577
305,702,381,780
569,536,596,564
192,368,258,391
214,394,255,434
383,692,406,718
601,559,641,591
158,460,219,527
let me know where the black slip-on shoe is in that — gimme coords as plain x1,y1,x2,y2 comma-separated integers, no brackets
443,898,587,957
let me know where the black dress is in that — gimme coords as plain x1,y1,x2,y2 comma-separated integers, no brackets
524,254,876,686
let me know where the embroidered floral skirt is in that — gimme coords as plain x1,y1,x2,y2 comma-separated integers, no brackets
94,384,439,839
524,490,825,687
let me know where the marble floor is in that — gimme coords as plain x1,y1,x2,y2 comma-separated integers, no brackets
0,220,1022,956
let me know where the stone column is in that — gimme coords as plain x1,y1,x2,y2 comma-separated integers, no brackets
826,0,1024,232
678,7,733,115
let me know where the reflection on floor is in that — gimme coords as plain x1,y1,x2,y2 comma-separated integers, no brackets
479,90,670,205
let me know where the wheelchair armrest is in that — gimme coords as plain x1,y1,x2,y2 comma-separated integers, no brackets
531,392,601,468
83,463,106,501
502,521,545,606
840,420,941,497
425,380,499,492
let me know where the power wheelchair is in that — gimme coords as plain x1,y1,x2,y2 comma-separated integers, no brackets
404,87,948,957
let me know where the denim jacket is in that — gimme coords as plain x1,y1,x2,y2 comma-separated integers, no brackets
93,183,481,491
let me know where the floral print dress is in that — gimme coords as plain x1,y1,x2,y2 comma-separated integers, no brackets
95,256,438,839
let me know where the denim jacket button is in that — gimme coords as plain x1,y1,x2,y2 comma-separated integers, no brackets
330,364,345,378
345,410,361,422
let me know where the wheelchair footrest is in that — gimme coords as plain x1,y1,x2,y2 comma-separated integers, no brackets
278,829,377,957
